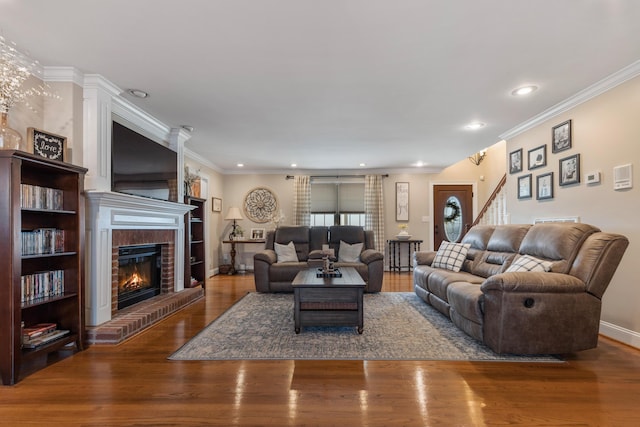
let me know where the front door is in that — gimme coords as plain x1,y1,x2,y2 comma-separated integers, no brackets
433,185,473,249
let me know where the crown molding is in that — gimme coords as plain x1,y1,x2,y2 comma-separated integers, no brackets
500,60,640,141
184,147,223,173
43,66,84,86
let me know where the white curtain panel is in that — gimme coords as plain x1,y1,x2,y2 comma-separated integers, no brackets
365,175,385,252
293,175,311,226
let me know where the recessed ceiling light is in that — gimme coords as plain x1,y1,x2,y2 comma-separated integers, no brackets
290,163,297,168
127,89,148,98
415,161,425,167
359,163,366,167
511,85,538,96
465,122,486,130
237,163,244,167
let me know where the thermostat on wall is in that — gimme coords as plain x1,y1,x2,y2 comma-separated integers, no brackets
585,170,601,185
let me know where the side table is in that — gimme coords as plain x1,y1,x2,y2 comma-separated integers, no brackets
387,239,423,273
222,239,266,275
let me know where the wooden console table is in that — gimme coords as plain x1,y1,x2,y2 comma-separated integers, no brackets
387,239,423,273
222,239,265,275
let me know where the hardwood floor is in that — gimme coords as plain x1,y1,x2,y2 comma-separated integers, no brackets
1,272,639,426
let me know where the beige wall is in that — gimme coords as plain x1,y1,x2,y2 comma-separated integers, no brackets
506,75,640,345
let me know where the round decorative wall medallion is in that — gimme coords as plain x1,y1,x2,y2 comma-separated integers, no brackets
243,187,278,223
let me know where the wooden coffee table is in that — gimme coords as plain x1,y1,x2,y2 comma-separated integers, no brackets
292,267,366,334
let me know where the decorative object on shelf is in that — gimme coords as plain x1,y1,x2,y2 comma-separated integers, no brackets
552,119,572,153
468,149,487,166
184,166,201,197
0,111,22,150
537,172,554,200
0,35,59,152
395,182,409,221
27,128,66,161
518,174,532,199
559,153,580,186
509,148,523,174
528,144,547,170
212,197,222,212
224,206,244,240
396,223,411,240
243,187,278,223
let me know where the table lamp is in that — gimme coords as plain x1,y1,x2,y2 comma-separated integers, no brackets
225,207,243,240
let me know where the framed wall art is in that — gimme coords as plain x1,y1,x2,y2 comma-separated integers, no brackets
517,174,532,199
243,187,278,223
212,197,222,212
509,148,523,174
395,182,409,221
528,144,547,170
27,128,66,162
559,153,580,186
552,120,572,153
536,172,554,200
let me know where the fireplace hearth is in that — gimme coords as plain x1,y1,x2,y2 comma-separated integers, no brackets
117,244,161,310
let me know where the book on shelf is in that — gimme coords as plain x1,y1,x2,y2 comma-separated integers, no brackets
22,329,70,349
22,322,57,340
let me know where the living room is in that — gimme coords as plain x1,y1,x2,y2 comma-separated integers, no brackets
1,1,639,424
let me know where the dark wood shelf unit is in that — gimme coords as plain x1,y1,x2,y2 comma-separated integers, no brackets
184,196,206,288
0,150,87,385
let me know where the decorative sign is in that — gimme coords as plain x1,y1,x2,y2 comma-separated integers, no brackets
28,128,66,161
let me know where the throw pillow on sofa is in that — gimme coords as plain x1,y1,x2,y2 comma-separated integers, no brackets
431,241,470,272
506,254,552,272
275,241,299,263
338,240,364,262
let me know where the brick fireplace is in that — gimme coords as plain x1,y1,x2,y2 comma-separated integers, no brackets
85,191,195,328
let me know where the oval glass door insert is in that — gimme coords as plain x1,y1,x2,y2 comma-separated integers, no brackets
444,196,463,242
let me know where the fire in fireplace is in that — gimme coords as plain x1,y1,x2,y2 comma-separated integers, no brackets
117,244,161,310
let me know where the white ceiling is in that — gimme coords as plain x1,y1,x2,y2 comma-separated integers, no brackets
2,0,640,173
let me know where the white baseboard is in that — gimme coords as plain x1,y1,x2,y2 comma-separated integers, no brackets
600,320,640,349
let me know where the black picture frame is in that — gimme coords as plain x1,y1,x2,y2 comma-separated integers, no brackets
552,120,572,153
517,174,532,199
509,148,523,174
528,144,547,170
27,127,66,162
536,172,554,200
559,153,581,186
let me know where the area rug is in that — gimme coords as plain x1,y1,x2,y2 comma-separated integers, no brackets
169,292,561,362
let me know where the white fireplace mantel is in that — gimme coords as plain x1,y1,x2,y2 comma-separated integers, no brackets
85,191,194,326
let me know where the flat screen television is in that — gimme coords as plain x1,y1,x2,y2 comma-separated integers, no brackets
111,121,178,202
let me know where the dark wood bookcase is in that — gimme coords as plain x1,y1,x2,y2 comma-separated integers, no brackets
0,150,87,385
184,196,206,288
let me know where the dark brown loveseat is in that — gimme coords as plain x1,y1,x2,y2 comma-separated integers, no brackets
413,222,628,355
254,225,384,293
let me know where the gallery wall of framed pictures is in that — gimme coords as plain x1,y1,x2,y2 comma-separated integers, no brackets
511,119,583,201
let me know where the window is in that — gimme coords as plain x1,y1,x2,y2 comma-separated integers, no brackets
310,182,365,226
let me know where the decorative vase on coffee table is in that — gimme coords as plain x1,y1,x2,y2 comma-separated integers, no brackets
0,111,23,151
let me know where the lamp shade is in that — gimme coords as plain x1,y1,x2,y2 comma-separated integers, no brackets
224,207,243,221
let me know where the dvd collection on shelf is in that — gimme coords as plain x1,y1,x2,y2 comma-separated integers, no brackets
20,184,64,210
21,228,65,255
20,270,65,305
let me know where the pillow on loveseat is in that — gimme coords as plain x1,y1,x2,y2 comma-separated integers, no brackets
338,241,363,262
275,241,299,263
506,254,552,272
431,241,470,272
